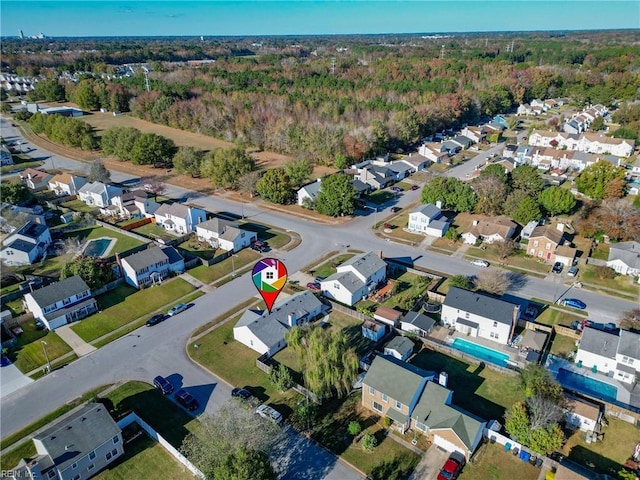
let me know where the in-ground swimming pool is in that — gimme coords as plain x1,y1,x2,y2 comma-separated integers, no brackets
451,337,510,367
556,368,618,403
83,238,114,257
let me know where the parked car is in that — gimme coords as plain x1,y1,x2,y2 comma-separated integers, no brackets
562,298,587,310
567,266,579,277
167,303,188,316
146,314,165,327
306,282,321,291
437,453,466,480
231,387,253,400
252,240,267,249
410,185,420,191
256,404,283,424
552,262,563,274
390,186,402,193
469,259,490,268
34,319,45,330
523,305,538,319
251,244,267,253
391,206,402,213
314,276,326,283
153,375,174,395
175,389,199,411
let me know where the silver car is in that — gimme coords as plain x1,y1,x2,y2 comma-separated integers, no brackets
167,303,188,316
256,404,283,424
469,259,490,268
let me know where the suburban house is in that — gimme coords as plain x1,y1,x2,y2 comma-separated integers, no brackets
527,224,564,263
400,311,436,338
450,135,474,150
418,143,449,163
407,204,450,237
520,221,540,241
24,276,98,330
400,153,430,172
574,327,640,384
154,203,206,234
564,395,602,433
12,403,123,480
460,126,486,143
196,218,257,253
120,246,185,289
78,182,123,208
374,305,403,328
461,216,517,245
388,161,414,180
383,336,414,361
108,190,160,219
606,241,640,278
356,165,395,190
362,320,387,342
233,290,325,356
297,179,322,206
0,221,52,266
21,168,53,191
362,355,486,459
441,287,520,345
554,244,577,267
48,174,87,196
320,251,387,306
1,144,13,165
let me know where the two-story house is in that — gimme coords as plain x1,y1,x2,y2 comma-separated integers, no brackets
78,182,123,208
196,218,257,253
120,246,184,289
355,165,395,190
24,276,98,330
154,203,206,234
527,224,564,263
48,174,87,196
12,403,123,480
320,252,387,306
461,216,517,245
21,168,53,191
108,190,160,219
0,221,52,265
233,290,325,356
441,287,520,345
407,204,450,237
575,327,640,385
362,355,485,459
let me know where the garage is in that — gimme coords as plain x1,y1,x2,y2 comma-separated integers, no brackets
432,432,468,460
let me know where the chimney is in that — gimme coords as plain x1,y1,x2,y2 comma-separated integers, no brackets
378,250,383,259
287,312,297,327
436,200,442,209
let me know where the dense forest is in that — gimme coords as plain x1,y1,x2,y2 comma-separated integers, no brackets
3,31,639,164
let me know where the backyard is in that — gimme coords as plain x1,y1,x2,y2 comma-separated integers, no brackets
60,199,100,213
62,225,147,255
132,223,179,241
459,441,540,480
188,248,260,284
549,333,578,358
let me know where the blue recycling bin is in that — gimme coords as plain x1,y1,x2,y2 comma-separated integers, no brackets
504,442,511,451
519,450,531,463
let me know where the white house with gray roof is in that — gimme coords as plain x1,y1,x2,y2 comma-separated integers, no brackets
408,204,449,237
400,311,436,338
78,182,123,208
296,179,323,207
196,218,256,252
233,290,325,356
575,327,640,385
320,252,387,306
154,203,206,234
0,221,52,266
24,276,97,330
120,246,184,288
12,403,123,480
606,241,640,279
384,336,414,361
441,287,520,345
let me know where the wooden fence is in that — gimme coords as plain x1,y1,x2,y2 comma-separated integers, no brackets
327,300,374,323
119,217,152,231
255,354,322,404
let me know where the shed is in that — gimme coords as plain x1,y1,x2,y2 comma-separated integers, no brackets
374,305,403,327
383,336,415,361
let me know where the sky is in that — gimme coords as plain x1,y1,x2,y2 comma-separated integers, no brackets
1,1,639,37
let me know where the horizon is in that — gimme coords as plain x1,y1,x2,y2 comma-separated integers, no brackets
2,1,639,38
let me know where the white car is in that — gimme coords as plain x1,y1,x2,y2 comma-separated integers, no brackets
469,259,490,268
256,404,283,424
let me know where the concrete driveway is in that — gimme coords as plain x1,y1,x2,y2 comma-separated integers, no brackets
0,362,33,398
409,445,449,480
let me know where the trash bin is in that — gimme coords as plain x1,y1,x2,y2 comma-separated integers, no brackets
505,442,512,451
519,450,531,463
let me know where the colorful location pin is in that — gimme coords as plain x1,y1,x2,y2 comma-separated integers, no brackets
252,258,288,313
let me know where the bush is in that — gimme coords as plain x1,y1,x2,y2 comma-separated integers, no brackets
361,433,377,451
269,363,294,392
348,421,362,436
383,417,392,428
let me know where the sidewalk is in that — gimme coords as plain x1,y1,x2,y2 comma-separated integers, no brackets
180,272,214,293
56,324,97,357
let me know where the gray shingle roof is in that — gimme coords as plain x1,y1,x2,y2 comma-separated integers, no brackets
608,242,640,269
339,252,386,281
35,403,120,472
617,329,640,360
579,327,618,359
401,311,436,332
122,246,168,272
322,271,364,294
300,180,322,199
155,202,190,218
29,276,90,307
5,238,35,252
411,204,441,219
363,355,433,407
444,287,518,325
197,217,236,235
385,336,414,357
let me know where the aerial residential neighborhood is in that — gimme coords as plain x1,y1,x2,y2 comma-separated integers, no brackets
0,16,639,480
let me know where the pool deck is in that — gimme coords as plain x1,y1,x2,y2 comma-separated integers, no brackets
443,330,530,368
82,236,117,258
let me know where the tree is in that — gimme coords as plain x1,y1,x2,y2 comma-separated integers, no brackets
181,404,282,480
495,239,516,260
286,325,359,399
504,402,530,445
361,433,377,451
444,226,459,242
255,168,294,205
620,308,640,332
480,163,508,184
473,175,508,215
519,364,564,403
101,127,141,162
269,363,294,392
61,256,114,290
212,448,276,480
315,173,358,217
510,165,544,196
511,196,542,225
448,274,473,291
539,186,577,216
173,146,204,177
504,402,564,455
0,183,31,205
474,269,510,295
526,394,564,430
619,469,639,480
27,79,66,102
201,147,256,189
592,199,640,241
592,265,615,281
348,421,362,436
88,159,111,183
73,79,100,110
130,133,176,166
527,423,564,455
590,116,605,131
237,171,262,198
284,158,313,188
421,177,476,212
61,237,83,256
603,178,627,199
575,162,626,200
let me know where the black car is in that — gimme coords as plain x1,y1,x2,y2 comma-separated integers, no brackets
390,206,402,213
552,262,563,274
175,389,199,411
231,387,252,400
153,375,174,395
146,314,165,327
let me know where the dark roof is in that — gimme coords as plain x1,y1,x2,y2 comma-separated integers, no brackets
401,311,436,332
122,246,168,272
617,329,640,360
16,221,48,239
28,276,90,307
384,336,414,356
35,403,120,472
578,327,618,359
444,287,518,325
161,246,184,266
363,355,433,408
5,238,36,252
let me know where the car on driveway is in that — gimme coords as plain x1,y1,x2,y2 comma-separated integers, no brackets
146,314,165,326
390,186,402,193
167,303,188,316
306,282,321,291
552,262,563,274
437,453,465,480
153,375,174,395
410,185,420,190
390,206,402,213
232,387,252,399
175,389,199,411
256,404,283,424
469,259,490,268
568,266,579,277
562,298,587,310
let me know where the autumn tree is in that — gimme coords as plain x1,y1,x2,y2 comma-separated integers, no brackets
88,159,111,183
421,177,476,212
620,309,640,332
495,239,516,260
473,175,508,215
284,158,313,188
61,256,114,290
575,162,626,200
255,168,294,204
474,269,510,295
315,173,358,217
201,146,256,189
593,199,640,241
539,186,577,216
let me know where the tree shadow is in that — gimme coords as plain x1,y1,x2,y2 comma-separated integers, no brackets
506,272,528,291
370,451,420,480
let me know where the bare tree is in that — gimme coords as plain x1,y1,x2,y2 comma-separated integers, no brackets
495,239,516,260
237,171,262,198
526,394,564,430
61,238,84,257
620,309,640,332
474,269,510,295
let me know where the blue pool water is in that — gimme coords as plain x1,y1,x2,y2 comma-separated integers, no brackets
556,368,618,403
84,238,112,257
451,338,510,367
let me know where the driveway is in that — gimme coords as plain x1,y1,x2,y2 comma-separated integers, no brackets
409,445,449,480
0,362,34,398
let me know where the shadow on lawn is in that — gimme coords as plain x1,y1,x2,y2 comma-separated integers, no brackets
370,451,420,480
566,444,621,478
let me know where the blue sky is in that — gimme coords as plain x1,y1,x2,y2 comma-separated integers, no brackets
2,1,639,37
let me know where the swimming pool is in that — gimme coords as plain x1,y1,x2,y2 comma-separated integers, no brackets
556,368,618,403
451,337,510,367
83,238,114,257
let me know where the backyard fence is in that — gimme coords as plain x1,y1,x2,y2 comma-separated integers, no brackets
119,217,152,231
327,300,374,323
96,220,151,244
117,413,204,479
44,194,77,208
255,354,322,404
1,312,34,329
425,291,446,303
91,277,124,297
586,257,606,266
553,324,581,340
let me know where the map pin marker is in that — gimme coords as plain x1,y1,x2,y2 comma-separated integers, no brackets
252,258,288,313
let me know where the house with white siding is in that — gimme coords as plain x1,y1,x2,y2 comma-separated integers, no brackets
320,252,387,306
574,327,640,384
0,221,52,266
407,204,449,237
296,179,323,207
196,217,256,252
48,174,87,196
120,246,184,289
78,182,123,208
606,241,640,278
154,203,206,234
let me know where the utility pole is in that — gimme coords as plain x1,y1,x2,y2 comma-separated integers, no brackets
142,67,151,92
41,341,51,374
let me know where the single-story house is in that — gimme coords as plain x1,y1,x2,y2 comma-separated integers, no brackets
606,241,640,277
374,305,403,328
297,179,323,207
383,336,414,361
554,245,577,267
400,311,436,338
461,216,517,245
564,395,602,433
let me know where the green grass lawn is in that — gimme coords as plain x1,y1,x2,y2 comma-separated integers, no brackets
590,243,610,261
366,190,395,205
580,264,640,296
410,347,524,421
459,441,539,480
382,211,424,244
60,199,100,213
550,333,578,357
63,225,146,255
0,160,44,175
188,248,260,284
4,297,26,316
8,320,73,374
383,271,431,312
467,246,550,274
236,221,291,249
71,279,195,343
94,436,195,480
535,307,586,327
178,235,217,260
309,253,356,279
133,223,179,240
0,282,23,296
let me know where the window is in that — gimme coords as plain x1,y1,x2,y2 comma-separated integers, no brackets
112,449,117,456
622,356,634,365
372,401,383,413
47,470,56,479
533,240,539,247
395,400,403,410
369,386,376,395
493,321,498,327
89,450,96,460
465,312,470,319
112,436,119,444
334,283,340,290
490,332,499,340
546,242,551,250
106,452,112,461
381,393,388,403
72,463,78,470
88,464,94,471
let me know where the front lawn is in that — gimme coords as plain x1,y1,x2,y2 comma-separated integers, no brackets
590,243,610,261
367,191,395,205
62,225,146,255
309,253,356,279
459,441,540,480
535,307,586,327
188,248,260,284
381,211,424,244
237,221,292,249
70,279,195,343
8,320,73,374
466,245,550,275
580,264,639,297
